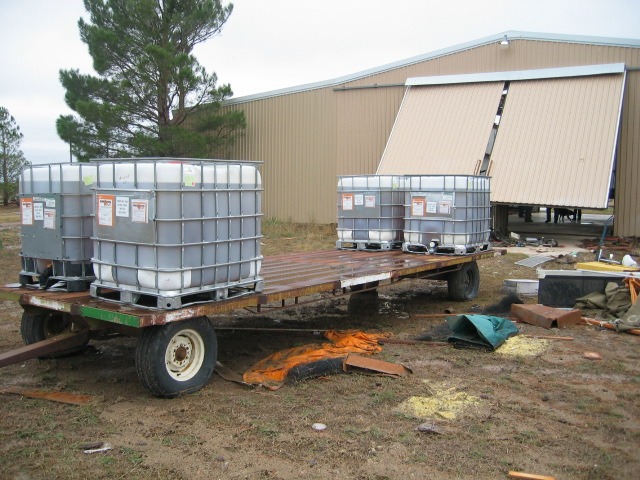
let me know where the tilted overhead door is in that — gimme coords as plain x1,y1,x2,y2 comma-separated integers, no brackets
376,82,505,175
489,73,626,208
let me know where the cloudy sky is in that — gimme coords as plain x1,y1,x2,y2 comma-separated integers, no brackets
1,0,639,165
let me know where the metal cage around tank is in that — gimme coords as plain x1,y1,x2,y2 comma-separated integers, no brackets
336,175,406,250
402,175,492,255
90,158,263,309
18,163,97,291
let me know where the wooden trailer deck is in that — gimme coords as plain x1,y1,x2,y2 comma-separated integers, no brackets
0,249,499,329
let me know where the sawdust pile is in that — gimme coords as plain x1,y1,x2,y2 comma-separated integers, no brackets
397,383,481,420
495,335,550,356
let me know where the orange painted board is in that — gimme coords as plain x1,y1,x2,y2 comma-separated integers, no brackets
1,387,91,405
508,471,556,480
343,354,411,377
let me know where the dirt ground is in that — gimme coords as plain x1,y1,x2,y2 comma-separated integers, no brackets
1,205,639,480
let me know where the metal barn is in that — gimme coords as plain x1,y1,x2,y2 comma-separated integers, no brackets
219,31,640,237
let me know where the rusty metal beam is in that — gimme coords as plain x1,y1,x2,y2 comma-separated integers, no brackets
0,332,90,368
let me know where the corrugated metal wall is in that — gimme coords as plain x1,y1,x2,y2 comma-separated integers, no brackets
335,86,405,177
616,69,640,237
223,90,337,222
221,38,640,235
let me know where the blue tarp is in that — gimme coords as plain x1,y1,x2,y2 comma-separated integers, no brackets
447,315,519,351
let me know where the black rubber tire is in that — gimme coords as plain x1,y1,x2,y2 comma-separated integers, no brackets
20,311,89,358
135,317,217,398
447,261,480,301
287,357,345,383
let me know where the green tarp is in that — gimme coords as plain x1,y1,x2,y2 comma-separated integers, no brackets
447,315,519,351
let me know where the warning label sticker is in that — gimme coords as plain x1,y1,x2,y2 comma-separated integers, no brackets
411,198,425,217
21,198,33,225
43,208,56,229
364,195,376,208
131,199,149,223
97,195,115,226
342,194,354,211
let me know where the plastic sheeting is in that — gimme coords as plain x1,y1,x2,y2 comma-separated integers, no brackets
243,330,387,388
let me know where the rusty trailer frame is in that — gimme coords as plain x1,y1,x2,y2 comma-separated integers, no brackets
0,248,500,397
0,249,497,329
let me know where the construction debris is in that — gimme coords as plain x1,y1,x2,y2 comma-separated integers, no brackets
582,316,640,336
508,471,556,480
583,352,602,360
83,442,113,454
342,354,411,377
510,304,582,329
503,279,539,295
214,361,251,387
514,255,554,268
625,277,640,304
415,422,445,434
574,282,631,319
576,261,640,273
0,387,92,406
242,330,387,389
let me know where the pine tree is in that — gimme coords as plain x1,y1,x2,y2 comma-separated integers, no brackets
57,0,245,161
0,107,29,205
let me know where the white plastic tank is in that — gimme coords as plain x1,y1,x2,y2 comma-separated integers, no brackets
91,159,262,308
336,175,405,249
19,163,96,289
403,175,491,255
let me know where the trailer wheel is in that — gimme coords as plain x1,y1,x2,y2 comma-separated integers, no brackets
135,317,217,398
20,311,89,358
447,261,480,301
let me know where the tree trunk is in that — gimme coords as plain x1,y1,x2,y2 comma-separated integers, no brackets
2,141,8,206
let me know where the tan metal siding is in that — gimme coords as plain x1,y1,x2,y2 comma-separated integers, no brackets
223,90,337,223
335,86,405,176
376,83,504,175
616,69,640,237
489,74,625,208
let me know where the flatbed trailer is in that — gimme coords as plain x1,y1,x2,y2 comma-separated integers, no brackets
0,249,499,397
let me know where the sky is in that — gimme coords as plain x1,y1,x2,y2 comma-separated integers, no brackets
1,0,639,165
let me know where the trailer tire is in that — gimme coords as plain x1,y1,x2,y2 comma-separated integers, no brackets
135,317,217,398
20,311,89,358
447,261,480,301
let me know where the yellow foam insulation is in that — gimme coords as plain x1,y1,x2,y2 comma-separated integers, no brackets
495,335,550,357
397,384,480,420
